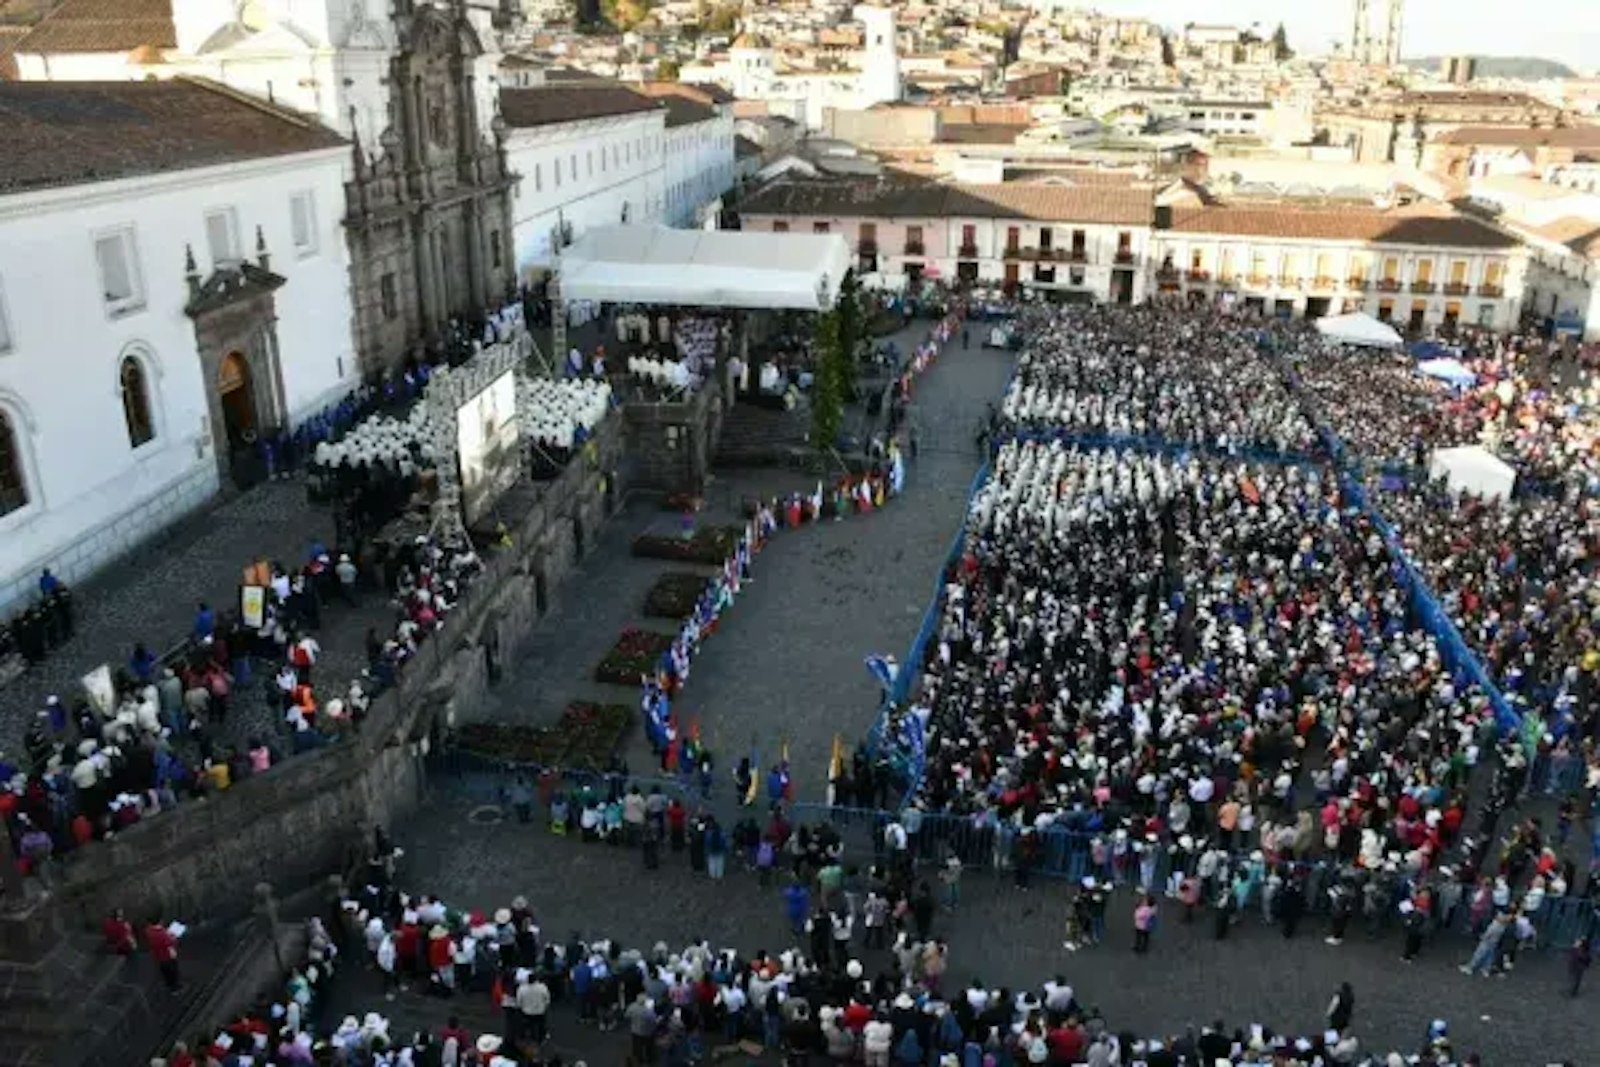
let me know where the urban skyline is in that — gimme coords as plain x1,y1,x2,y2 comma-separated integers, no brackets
1084,0,1599,72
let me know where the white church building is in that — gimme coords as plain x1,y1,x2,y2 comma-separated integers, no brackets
0,0,739,614
0,78,358,614
680,4,901,130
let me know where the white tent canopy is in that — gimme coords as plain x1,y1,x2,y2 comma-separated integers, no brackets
1417,357,1477,390
1430,445,1518,502
1315,311,1404,349
556,225,853,311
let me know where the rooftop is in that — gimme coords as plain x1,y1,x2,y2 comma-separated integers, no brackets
739,178,1155,225
499,83,662,129
0,78,345,194
1165,203,1519,249
13,0,174,54
1433,125,1600,150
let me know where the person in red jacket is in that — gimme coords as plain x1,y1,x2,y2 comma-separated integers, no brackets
144,920,180,990
426,926,454,988
103,909,135,955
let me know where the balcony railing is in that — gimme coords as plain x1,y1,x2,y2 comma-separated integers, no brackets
1375,278,1402,293
1347,277,1369,290
1156,267,1181,280
1067,248,1088,263
1411,280,1436,294
857,240,877,254
1245,274,1271,287
1478,283,1504,297
904,241,925,256
1186,270,1211,282
1443,282,1470,296
1311,276,1336,290
1003,245,1023,259
1278,276,1301,288
958,243,979,258
1114,250,1135,265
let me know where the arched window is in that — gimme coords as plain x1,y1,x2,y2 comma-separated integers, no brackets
120,355,155,448
0,407,27,517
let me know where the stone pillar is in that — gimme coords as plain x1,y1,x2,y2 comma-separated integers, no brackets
413,218,438,344
464,200,486,311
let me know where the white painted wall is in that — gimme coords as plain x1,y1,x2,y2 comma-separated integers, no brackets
0,149,357,612
661,109,736,227
504,111,668,274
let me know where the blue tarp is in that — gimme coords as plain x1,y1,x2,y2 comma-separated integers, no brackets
1408,340,1454,360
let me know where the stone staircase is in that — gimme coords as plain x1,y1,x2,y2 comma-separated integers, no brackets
0,901,234,1067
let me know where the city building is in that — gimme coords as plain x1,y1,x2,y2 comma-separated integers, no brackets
0,79,356,613
1442,55,1476,85
737,179,1156,303
498,72,739,271
500,76,668,272
633,82,739,228
1422,125,1600,182
1349,0,1403,67
1463,174,1600,339
1150,191,1526,332
679,4,901,129
1318,91,1565,165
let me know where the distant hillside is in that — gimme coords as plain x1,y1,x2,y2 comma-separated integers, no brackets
1403,55,1576,80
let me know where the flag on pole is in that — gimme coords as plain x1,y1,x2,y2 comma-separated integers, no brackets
826,734,845,806
781,739,793,800
865,654,899,697
745,742,760,806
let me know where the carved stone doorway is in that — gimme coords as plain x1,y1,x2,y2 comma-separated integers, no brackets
186,259,289,490
218,350,258,450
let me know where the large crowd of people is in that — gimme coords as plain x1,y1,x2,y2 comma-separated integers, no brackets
3,529,484,877
1000,306,1318,457
165,850,1511,1067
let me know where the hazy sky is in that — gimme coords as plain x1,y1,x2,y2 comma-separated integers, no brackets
1082,0,1600,72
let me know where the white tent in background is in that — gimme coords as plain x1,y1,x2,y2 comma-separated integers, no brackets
1417,357,1477,390
555,225,852,311
1430,445,1518,501
1315,311,1404,349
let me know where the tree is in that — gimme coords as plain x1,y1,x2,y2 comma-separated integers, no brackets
834,271,864,400
657,58,681,80
1159,34,1175,66
1272,22,1293,60
810,309,845,451
704,2,739,34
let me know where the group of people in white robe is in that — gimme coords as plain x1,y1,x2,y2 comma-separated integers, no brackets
999,305,1318,457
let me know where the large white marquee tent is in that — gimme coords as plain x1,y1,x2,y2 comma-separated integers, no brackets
556,225,853,311
1429,445,1518,502
1315,311,1404,349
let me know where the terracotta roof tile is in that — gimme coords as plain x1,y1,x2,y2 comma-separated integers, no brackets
1526,216,1600,258
14,0,174,54
0,26,27,80
1165,205,1518,249
0,78,344,193
498,83,662,129
739,179,1153,225
1433,125,1600,150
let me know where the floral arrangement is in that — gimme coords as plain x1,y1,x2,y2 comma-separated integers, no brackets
594,627,676,685
644,572,712,619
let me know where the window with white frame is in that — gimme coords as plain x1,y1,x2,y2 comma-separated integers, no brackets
290,191,319,257
204,207,241,265
0,276,12,353
94,227,145,314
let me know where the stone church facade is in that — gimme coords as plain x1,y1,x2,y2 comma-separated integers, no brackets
344,0,521,373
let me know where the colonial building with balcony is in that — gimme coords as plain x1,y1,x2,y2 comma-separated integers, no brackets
1151,196,1527,333
737,179,1155,304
